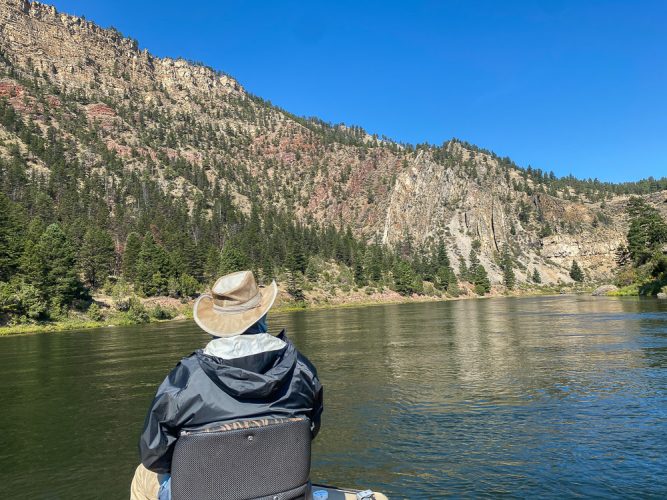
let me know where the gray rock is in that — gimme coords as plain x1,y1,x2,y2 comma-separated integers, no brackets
592,284,618,296
657,292,667,300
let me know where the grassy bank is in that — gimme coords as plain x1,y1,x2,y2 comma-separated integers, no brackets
606,281,667,297
0,309,190,336
0,282,601,336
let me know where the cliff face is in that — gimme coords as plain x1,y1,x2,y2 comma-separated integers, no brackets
0,0,664,284
381,143,636,283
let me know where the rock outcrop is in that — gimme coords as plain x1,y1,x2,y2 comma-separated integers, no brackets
0,0,663,285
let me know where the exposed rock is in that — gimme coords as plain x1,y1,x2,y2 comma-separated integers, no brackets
0,0,664,286
592,285,618,296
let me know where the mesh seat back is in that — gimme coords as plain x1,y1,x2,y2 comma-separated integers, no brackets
171,418,312,500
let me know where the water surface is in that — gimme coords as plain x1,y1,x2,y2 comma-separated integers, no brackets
1,296,666,498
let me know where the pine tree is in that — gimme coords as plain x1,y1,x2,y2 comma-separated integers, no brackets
570,260,584,282
122,232,142,282
18,220,45,286
0,193,22,281
458,256,468,282
35,223,84,308
219,240,249,275
136,233,173,295
435,266,451,291
79,228,115,288
532,268,542,284
286,270,305,301
447,272,460,296
203,246,221,282
260,251,275,283
353,259,365,285
363,245,382,282
468,247,480,281
393,259,416,296
473,264,491,295
626,197,667,266
501,244,516,289
286,237,306,274
435,238,450,268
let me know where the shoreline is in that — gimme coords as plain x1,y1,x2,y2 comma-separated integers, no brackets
0,285,598,337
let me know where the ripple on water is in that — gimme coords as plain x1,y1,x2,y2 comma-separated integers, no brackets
1,296,667,498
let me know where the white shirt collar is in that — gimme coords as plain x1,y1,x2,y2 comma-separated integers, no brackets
203,333,286,360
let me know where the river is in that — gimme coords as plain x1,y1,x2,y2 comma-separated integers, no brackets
1,296,666,498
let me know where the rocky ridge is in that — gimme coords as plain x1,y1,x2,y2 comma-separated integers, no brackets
1,0,665,285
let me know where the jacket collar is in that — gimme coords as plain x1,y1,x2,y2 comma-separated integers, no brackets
203,332,285,360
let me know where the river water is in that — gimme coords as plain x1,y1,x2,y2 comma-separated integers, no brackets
1,296,666,499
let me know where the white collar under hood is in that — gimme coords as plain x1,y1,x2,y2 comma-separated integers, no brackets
203,333,286,360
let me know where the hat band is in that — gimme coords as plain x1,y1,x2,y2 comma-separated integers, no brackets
212,291,261,314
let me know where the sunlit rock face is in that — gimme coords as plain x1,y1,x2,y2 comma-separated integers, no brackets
0,0,663,284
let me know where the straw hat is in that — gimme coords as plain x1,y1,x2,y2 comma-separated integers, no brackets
193,271,278,337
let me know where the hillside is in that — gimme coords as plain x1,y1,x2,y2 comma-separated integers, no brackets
1,0,666,308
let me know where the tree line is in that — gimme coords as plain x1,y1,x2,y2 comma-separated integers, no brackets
614,197,667,295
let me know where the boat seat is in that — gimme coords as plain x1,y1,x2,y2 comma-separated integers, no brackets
170,417,312,500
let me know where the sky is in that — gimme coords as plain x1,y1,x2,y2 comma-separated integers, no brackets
49,0,666,183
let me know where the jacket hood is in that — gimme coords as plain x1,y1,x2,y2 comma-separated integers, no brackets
196,340,297,399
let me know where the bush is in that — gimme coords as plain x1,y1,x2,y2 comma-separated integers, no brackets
167,274,199,299
113,297,131,312
126,297,149,323
110,278,132,299
614,266,651,288
87,302,103,322
111,279,133,311
178,274,199,298
423,282,439,297
0,280,48,324
47,298,68,321
570,260,585,282
149,304,177,320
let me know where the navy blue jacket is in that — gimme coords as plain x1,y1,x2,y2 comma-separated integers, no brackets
139,331,323,474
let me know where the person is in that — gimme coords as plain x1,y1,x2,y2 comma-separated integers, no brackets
130,270,324,500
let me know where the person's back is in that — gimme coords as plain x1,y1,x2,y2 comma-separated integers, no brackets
131,271,323,500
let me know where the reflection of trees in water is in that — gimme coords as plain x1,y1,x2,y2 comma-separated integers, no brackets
636,300,667,369
2,298,665,497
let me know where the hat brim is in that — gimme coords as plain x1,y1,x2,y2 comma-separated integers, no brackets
193,281,278,337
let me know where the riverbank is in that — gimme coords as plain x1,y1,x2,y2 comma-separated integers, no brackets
0,282,596,336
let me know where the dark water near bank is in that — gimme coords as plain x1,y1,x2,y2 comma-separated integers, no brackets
1,296,667,499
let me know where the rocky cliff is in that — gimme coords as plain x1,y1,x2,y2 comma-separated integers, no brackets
1,0,665,285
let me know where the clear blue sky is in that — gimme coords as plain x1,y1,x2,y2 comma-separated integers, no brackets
50,0,666,182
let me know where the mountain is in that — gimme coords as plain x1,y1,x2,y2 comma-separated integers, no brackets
1,0,666,296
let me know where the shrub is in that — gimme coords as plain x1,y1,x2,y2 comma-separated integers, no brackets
167,275,199,299
48,298,67,321
570,260,585,282
0,280,48,324
126,297,149,323
149,304,177,320
111,279,133,311
423,282,439,297
114,297,131,312
178,274,199,298
87,302,103,322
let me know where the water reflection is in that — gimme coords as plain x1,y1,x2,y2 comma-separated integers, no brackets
0,297,666,498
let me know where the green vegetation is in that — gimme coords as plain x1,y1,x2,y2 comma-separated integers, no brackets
612,197,667,295
500,244,516,290
0,85,469,328
2,38,665,334
531,268,542,284
465,241,490,296
569,260,585,282
454,139,667,202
